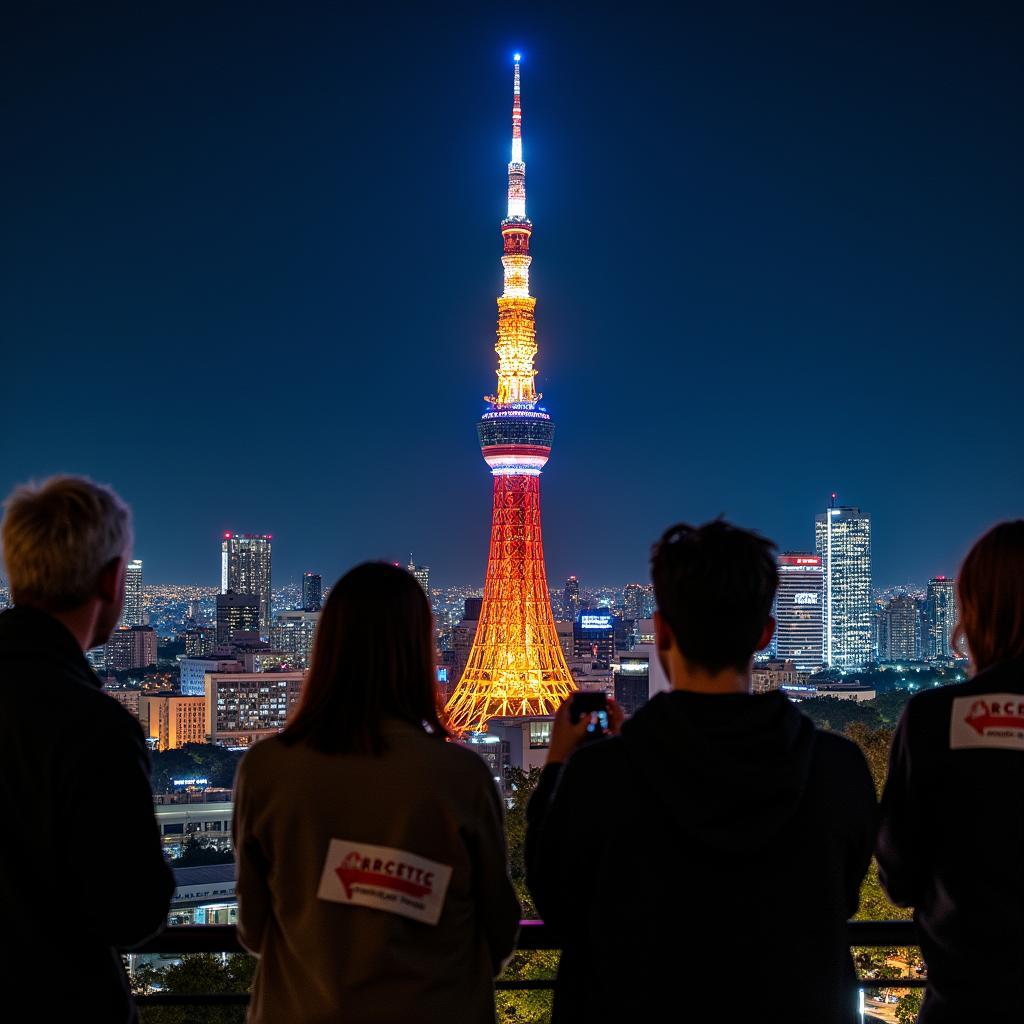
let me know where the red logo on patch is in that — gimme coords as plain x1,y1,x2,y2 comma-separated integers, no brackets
965,699,1024,735
336,850,434,900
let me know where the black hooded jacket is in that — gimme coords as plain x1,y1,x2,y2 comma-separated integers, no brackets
0,607,174,1023
877,659,1024,1024
526,689,877,1024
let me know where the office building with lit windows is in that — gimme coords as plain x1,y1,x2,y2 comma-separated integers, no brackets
814,504,873,669
271,610,320,667
884,595,921,662
105,625,158,672
215,592,260,645
406,558,430,602
204,671,305,748
301,572,323,612
774,554,824,673
140,694,208,750
563,576,580,620
221,533,273,634
926,576,958,661
121,558,145,627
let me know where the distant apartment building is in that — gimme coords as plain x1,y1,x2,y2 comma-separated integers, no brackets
141,694,208,750
623,583,655,623
179,656,242,697
120,559,145,627
221,533,272,635
105,625,158,672
884,595,921,662
204,671,305,748
449,599,482,686
774,554,824,672
815,504,872,669
182,626,216,658
271,610,320,668
926,576,958,661
103,684,141,719
751,659,803,695
301,572,323,612
215,592,260,645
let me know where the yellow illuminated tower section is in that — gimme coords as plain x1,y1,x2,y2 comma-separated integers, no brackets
446,55,577,734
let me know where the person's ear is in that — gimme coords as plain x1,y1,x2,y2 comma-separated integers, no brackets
756,616,776,652
96,557,124,605
653,610,674,653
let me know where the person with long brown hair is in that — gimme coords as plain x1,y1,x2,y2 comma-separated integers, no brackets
877,521,1024,1023
233,562,520,1023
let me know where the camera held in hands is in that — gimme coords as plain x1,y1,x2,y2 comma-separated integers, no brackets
569,691,610,741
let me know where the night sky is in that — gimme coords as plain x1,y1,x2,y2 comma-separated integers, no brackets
4,6,1022,589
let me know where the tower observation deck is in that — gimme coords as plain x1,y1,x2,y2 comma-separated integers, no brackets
445,55,576,734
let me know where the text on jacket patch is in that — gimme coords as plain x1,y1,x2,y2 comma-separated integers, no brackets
317,839,453,925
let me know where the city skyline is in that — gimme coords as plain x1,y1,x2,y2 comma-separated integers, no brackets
5,9,1022,588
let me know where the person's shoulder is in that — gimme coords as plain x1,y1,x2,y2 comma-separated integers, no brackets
238,733,288,777
810,727,868,766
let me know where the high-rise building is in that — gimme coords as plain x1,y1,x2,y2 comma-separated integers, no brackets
445,58,576,733
622,583,654,623
815,501,873,670
563,576,581,620
926,576,958,661
885,595,921,662
105,625,158,672
774,554,824,673
215,591,260,646
120,558,145,627
302,572,323,612
271,610,320,668
182,626,215,658
221,533,272,635
406,557,430,602
573,611,618,669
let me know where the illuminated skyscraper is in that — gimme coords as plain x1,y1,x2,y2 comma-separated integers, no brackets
302,572,322,612
775,554,824,672
221,533,272,635
215,591,260,645
814,500,872,669
926,576,958,661
406,556,431,602
121,558,144,627
623,583,654,622
445,57,576,733
885,595,921,662
563,576,581,620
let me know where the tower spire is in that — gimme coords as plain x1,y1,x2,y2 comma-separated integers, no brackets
507,55,526,219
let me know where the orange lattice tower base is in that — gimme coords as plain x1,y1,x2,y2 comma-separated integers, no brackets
445,55,576,735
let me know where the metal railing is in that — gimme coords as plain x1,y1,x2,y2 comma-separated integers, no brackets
131,920,926,1006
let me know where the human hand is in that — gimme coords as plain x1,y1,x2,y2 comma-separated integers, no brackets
546,697,592,765
606,697,625,736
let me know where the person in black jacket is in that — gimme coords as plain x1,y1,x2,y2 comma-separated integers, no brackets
0,477,174,1023
526,520,877,1024
877,521,1024,1024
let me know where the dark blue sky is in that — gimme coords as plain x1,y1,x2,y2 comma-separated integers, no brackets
4,6,1022,588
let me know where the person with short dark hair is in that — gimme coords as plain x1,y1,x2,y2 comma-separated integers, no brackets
526,520,877,1024
0,476,174,1023
877,521,1024,1024
233,562,520,1023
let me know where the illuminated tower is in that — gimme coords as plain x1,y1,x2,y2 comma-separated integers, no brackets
445,55,576,734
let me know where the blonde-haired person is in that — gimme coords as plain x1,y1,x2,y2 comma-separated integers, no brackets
0,476,173,1022
877,521,1024,1024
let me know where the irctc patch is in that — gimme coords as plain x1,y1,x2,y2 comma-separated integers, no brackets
950,694,1024,751
316,839,453,925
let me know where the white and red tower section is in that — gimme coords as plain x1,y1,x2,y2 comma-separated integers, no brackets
445,56,576,735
